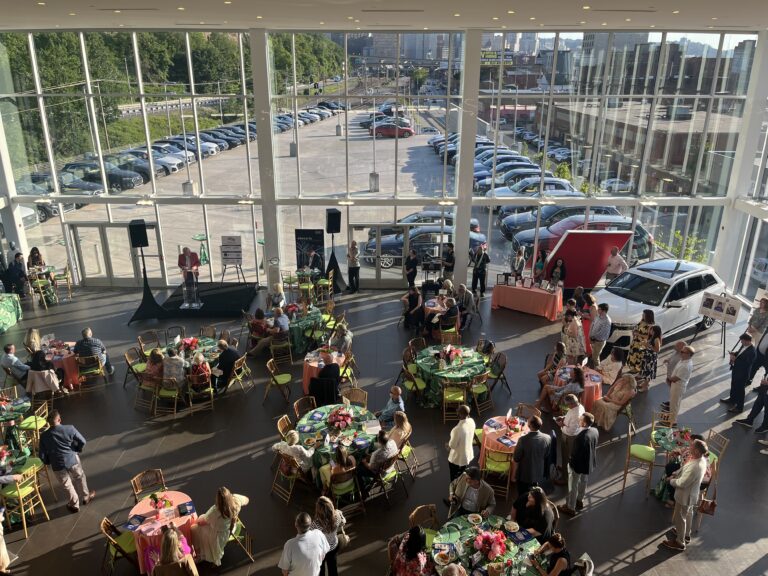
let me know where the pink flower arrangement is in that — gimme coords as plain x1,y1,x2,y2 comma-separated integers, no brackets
440,345,463,364
327,407,353,431
473,530,507,561
285,303,300,315
181,337,199,351
149,492,173,510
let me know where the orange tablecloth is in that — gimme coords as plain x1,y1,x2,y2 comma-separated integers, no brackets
491,285,562,322
553,366,603,412
47,350,78,390
302,350,346,394
128,490,197,574
478,416,528,471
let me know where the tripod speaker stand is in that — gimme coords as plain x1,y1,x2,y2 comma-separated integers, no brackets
127,219,165,325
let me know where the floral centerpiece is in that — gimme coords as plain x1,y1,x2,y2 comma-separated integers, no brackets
676,427,693,443
285,303,300,317
327,407,353,431
181,337,199,352
0,446,10,468
149,492,173,511
473,529,507,562
504,409,521,433
439,345,463,365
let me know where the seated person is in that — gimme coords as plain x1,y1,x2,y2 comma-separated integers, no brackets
248,308,269,350
442,298,460,325
269,283,286,309
388,411,412,449
272,430,314,475
456,284,475,329
318,361,341,384
249,307,290,355
23,328,41,353
151,523,198,576
357,430,398,489
73,327,114,375
162,348,187,391
319,445,357,492
329,324,353,355
27,349,67,395
213,339,241,392
391,526,434,576
536,367,585,413
189,352,211,391
531,533,571,576
0,344,29,382
538,342,567,389
441,279,456,298
375,386,404,427
145,348,165,381
7,253,27,297
591,374,637,431
28,247,54,284
597,347,625,386
508,487,556,543
448,466,496,518
401,287,424,329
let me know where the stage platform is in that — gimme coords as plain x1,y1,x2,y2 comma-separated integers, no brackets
159,282,259,319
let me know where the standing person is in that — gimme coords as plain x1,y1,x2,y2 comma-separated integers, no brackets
513,415,551,495
735,373,768,434
749,325,768,386
554,395,584,486
605,246,628,282
533,250,547,283
404,249,419,288
441,242,455,281
447,405,475,481
589,303,611,369
4,242,17,271
471,244,490,298
667,345,694,425
562,310,586,364
346,240,360,294
456,284,475,330
747,297,768,341
661,440,709,551
626,310,655,375
177,246,200,286
660,342,686,413
721,333,756,414
400,286,424,330
559,412,598,516
278,512,329,576
637,325,662,392
73,327,115,375
7,253,27,297
548,259,566,286
311,496,346,576
307,248,323,272
38,410,95,513
511,247,526,278
192,487,249,566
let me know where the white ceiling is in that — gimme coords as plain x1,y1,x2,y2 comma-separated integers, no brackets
2,0,766,32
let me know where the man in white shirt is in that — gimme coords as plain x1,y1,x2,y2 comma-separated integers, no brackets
605,246,628,281
0,344,29,382
667,345,694,425
661,440,709,551
588,304,612,368
279,512,329,576
554,394,584,485
660,341,686,413
447,404,475,481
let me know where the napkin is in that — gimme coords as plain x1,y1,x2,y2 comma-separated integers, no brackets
496,436,516,448
484,418,503,430
309,411,325,422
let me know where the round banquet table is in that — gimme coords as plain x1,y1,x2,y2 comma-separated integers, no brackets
478,416,528,469
302,349,346,394
295,404,377,472
431,514,542,575
414,345,488,407
46,349,78,390
128,490,197,574
553,366,603,412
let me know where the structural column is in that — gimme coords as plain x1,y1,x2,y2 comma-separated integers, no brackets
0,113,29,265
452,29,483,287
249,29,281,289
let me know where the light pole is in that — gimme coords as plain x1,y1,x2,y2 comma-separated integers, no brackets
179,99,192,182
94,82,110,152
217,80,224,122
124,57,132,96
164,83,173,136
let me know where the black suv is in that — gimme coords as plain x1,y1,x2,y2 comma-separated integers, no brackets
499,205,621,241
62,161,143,193
363,226,487,269
105,153,164,184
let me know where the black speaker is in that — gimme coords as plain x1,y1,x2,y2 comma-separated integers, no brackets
128,219,149,248
326,208,341,234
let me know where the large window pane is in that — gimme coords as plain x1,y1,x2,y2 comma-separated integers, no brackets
189,32,242,95
606,32,662,96
718,34,758,96
136,32,190,95
84,32,138,96
33,33,85,94
0,33,35,95
661,34,719,95
158,204,208,282
695,98,743,197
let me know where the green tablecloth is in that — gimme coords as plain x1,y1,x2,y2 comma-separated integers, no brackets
415,346,488,407
0,398,32,453
295,404,377,470
0,294,22,334
289,308,323,354
432,514,540,575
652,428,691,452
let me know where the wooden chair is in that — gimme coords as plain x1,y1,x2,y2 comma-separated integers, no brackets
17,454,58,503
396,347,419,387
298,279,315,304
321,300,336,327
281,270,299,303
137,331,161,360
219,329,238,349
293,396,317,420
0,467,49,538
130,468,167,503
187,372,215,413
409,504,439,547
341,387,368,409
409,337,427,354
238,309,255,345
100,517,138,575
470,372,493,416
134,376,160,413
650,411,675,457
165,325,186,345
316,269,334,303
440,332,462,346
30,389,54,414
76,354,108,389
476,339,495,362
482,441,514,500
365,455,409,507
227,517,255,563
620,422,656,496
516,403,542,421
53,266,73,302
396,429,419,480
0,385,18,399
277,414,293,439
154,378,180,417
441,380,467,424
705,430,730,464
2,367,23,388
271,341,294,370
227,356,254,394
123,347,146,389
271,452,307,505
304,320,328,351
340,353,358,388
488,352,511,394
199,325,217,339
330,468,366,517
326,311,346,332
265,359,292,404
19,402,49,455
28,271,51,310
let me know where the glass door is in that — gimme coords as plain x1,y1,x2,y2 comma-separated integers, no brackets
348,223,407,289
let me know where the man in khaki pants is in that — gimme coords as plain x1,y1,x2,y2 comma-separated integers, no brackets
589,303,611,368
39,410,95,513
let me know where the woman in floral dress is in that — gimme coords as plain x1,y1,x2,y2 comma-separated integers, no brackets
626,309,655,374
638,325,662,391
562,310,586,364
391,526,434,576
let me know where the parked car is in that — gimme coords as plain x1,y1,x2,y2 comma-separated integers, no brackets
372,117,412,129
105,153,165,184
511,214,653,262
363,226,487,269
499,205,622,241
473,162,540,189
30,171,105,201
14,179,60,222
125,149,184,175
370,124,415,138
367,211,480,240
197,132,230,150
600,178,636,193
149,143,196,164
593,259,725,350
62,161,143,193
486,177,577,209
496,188,586,221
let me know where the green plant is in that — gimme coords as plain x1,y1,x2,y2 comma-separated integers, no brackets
656,230,709,263
579,180,598,197
554,162,572,182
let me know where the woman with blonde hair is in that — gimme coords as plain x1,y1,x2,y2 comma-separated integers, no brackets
319,444,357,490
269,282,286,309
151,524,198,576
389,411,412,448
271,430,314,474
311,496,346,576
191,487,249,566
591,374,637,430
23,328,41,354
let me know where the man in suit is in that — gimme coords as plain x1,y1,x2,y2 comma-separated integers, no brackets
559,412,598,516
447,405,475,481
213,339,241,393
661,439,709,551
721,333,756,414
307,248,323,272
748,326,768,386
513,415,551,495
448,466,496,518
735,373,768,434
177,246,200,286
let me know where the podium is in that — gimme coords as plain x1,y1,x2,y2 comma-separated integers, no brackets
180,271,202,310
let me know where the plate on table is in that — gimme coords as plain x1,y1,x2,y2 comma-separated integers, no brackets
504,520,519,532
340,437,353,447
467,513,483,525
434,550,455,566
297,424,315,433
304,438,316,447
352,437,370,449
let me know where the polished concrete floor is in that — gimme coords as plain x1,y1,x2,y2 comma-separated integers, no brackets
4,286,768,576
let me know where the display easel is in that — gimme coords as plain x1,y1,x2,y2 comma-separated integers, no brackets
220,264,246,284
691,290,735,358
220,235,246,286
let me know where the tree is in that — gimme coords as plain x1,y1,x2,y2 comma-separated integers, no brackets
554,162,572,182
656,230,708,263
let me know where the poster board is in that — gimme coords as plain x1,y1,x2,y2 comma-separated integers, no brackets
220,235,242,265
294,229,325,269
699,291,741,325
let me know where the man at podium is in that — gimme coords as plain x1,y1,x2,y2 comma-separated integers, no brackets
178,246,200,286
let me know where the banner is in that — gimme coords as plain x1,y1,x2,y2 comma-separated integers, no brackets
699,291,741,325
294,229,325,269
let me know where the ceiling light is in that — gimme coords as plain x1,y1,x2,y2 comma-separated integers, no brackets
650,24,656,28
672,10,680,14
453,13,460,17
114,9,121,13
347,16,354,20
224,0,232,3
199,21,205,24
582,5,591,9
437,200,455,206
507,10,515,15
354,19,359,23
119,24,125,27
625,18,631,22
136,196,155,206
601,22,607,26
319,21,325,24
501,25,507,29
356,27,361,30
338,200,355,206
36,2,45,5
707,25,714,29
237,196,254,205
492,17,499,21
711,17,718,20
580,21,587,24
177,6,185,10
68,12,76,16
423,27,429,30
529,17,536,20
256,15,262,19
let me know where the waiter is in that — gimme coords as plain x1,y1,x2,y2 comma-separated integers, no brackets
178,246,200,286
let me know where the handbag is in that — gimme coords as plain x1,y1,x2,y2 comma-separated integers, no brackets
337,525,350,549
698,482,717,516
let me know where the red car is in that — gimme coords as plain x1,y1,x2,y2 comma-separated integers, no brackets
369,124,415,138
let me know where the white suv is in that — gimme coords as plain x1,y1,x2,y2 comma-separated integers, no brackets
592,259,726,351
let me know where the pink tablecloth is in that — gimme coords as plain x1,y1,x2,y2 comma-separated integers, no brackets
553,366,603,412
302,351,346,394
478,416,528,473
128,490,197,574
491,285,562,322
47,350,78,390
